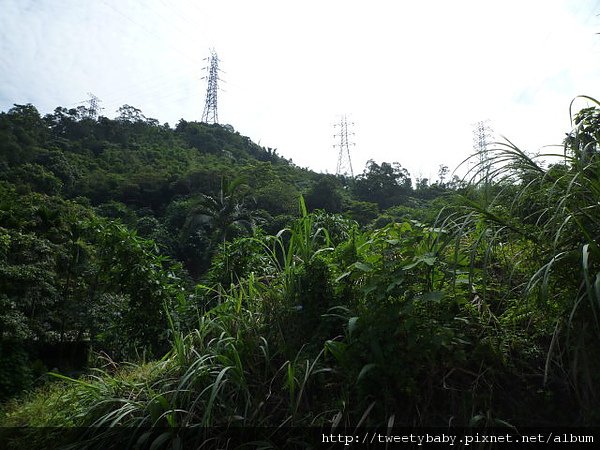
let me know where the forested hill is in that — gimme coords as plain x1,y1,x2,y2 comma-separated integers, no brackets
0,103,452,278
8,99,600,443
0,102,453,384
1,103,304,217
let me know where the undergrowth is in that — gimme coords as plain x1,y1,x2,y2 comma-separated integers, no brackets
4,98,600,445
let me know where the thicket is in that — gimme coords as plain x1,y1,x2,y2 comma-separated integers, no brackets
2,96,599,447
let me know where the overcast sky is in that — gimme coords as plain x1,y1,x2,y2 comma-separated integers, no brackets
1,0,600,180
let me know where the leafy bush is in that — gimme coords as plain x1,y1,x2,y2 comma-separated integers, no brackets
0,343,33,401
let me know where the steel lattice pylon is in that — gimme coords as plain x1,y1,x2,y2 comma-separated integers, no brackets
472,119,494,182
201,49,220,124
86,93,102,120
334,115,355,177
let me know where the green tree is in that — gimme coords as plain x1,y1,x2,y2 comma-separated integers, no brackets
353,160,413,208
305,175,344,212
116,105,145,123
178,176,259,277
192,176,257,244
346,200,379,226
1,104,49,145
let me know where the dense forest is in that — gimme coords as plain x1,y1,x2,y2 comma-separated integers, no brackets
1,97,600,446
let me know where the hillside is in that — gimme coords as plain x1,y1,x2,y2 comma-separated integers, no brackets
2,99,600,446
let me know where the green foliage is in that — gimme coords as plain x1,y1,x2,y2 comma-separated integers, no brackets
565,101,600,164
0,187,185,370
353,160,413,208
1,163,64,194
0,343,33,400
0,104,48,149
305,175,344,212
6,94,595,441
345,200,379,226
205,229,274,288
452,97,600,421
1,281,333,447
85,218,185,357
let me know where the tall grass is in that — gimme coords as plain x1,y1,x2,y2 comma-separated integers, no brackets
0,201,346,447
454,98,600,419
4,170,593,446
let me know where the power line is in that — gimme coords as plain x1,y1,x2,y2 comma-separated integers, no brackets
98,0,204,65
334,114,355,177
100,75,202,111
155,0,212,45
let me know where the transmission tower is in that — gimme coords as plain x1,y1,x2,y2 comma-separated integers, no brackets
472,120,494,181
85,93,103,120
334,115,355,177
201,49,221,124
472,120,493,156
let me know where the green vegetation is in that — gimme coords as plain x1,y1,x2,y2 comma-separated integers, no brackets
1,94,600,446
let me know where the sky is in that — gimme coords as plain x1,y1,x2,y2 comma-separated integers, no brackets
1,0,600,181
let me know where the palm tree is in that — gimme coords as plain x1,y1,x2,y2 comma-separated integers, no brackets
183,176,258,246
